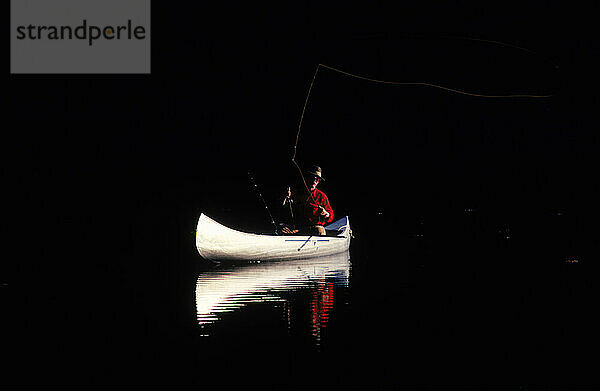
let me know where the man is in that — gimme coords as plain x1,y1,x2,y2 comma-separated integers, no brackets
282,165,334,236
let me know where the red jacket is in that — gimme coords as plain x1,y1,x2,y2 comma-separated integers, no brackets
304,188,334,226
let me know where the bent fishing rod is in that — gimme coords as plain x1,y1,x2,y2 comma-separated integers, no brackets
291,61,554,206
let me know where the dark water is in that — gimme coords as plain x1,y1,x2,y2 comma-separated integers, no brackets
10,189,599,389
95,202,600,388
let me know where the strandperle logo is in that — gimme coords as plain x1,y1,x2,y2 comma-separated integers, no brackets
11,0,150,74
15,19,147,46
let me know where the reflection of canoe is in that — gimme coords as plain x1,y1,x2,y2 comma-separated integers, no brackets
195,250,350,325
195,214,351,261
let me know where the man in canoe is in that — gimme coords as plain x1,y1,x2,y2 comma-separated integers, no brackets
282,165,334,236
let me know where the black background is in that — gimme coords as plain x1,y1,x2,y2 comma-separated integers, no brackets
7,2,600,388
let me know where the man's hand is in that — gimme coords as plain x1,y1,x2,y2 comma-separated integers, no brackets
281,226,299,234
283,186,292,206
319,206,330,218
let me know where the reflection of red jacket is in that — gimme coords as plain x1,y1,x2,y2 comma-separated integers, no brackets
304,188,334,226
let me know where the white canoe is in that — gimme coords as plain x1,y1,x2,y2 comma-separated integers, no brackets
195,213,351,261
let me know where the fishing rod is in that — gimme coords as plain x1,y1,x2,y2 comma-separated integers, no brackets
248,172,279,235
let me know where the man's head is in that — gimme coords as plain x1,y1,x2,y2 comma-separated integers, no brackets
306,165,324,191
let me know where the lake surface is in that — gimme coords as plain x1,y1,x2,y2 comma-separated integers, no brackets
124,203,596,389
15,201,597,389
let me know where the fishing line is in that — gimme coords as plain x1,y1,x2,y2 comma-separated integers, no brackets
317,63,554,98
449,36,537,55
291,62,554,186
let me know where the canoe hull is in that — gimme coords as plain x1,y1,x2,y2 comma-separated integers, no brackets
195,214,351,261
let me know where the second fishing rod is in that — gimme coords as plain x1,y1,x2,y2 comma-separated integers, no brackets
248,171,279,235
